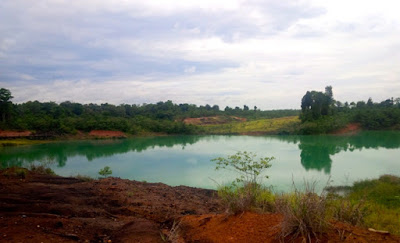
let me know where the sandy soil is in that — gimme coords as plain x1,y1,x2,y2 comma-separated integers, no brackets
1,168,399,243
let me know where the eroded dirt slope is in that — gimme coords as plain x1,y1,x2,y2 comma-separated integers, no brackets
0,168,221,242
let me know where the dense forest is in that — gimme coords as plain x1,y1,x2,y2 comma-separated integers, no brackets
299,86,400,134
0,88,298,135
1,87,399,136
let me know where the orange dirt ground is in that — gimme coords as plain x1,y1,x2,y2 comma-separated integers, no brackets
180,212,400,243
332,123,361,135
0,130,32,137
88,130,127,138
1,168,399,242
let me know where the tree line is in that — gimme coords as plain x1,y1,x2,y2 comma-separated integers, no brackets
299,86,400,134
0,88,299,135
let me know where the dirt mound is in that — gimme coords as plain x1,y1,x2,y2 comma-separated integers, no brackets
183,116,246,125
332,123,361,135
0,168,221,242
0,130,32,137
180,212,282,242
89,130,127,138
180,212,400,242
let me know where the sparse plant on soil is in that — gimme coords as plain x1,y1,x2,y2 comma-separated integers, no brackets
212,151,275,213
161,220,182,243
98,166,112,177
74,174,94,182
275,181,329,242
29,164,55,175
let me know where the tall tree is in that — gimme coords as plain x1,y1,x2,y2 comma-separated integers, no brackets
300,86,334,122
0,88,13,123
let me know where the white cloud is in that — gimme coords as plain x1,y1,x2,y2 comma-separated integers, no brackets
0,0,399,109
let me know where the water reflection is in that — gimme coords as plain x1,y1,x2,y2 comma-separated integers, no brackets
0,136,202,168
1,132,400,176
277,131,400,173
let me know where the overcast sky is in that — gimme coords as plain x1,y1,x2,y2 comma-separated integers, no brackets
1,0,399,109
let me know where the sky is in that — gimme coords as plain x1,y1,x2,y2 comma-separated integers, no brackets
1,0,399,109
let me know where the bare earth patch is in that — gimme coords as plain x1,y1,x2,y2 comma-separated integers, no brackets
332,123,361,135
0,130,32,137
183,116,246,125
180,212,400,243
88,130,127,138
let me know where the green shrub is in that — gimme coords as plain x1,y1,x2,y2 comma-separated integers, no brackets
98,166,112,177
212,151,275,213
218,182,275,213
328,197,368,226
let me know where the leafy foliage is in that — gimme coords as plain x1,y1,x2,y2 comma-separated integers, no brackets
98,166,112,177
212,151,275,213
0,87,299,135
213,151,274,184
299,86,400,134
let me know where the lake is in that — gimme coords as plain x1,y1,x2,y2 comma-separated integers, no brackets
1,131,400,192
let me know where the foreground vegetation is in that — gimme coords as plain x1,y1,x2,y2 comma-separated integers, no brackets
214,152,400,241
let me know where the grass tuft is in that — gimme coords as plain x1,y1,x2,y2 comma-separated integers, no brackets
218,182,275,214
275,181,329,242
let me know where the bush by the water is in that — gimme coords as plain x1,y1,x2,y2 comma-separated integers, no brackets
212,151,275,214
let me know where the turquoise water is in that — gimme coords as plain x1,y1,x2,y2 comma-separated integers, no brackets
1,131,400,191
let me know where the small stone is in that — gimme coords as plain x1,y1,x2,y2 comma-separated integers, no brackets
21,215,26,218
37,225,40,228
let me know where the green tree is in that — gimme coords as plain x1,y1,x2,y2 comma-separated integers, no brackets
300,86,335,122
0,88,14,123
212,151,275,184
98,166,112,177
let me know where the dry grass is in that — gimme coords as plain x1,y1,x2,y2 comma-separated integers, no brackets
275,181,329,242
329,197,368,226
218,182,275,214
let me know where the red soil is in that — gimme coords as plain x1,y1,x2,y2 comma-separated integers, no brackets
0,130,32,137
181,212,400,243
88,130,127,138
180,212,283,242
1,168,399,242
332,123,361,135
0,168,221,242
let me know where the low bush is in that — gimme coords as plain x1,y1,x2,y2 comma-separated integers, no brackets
29,164,55,175
275,182,329,242
328,197,368,226
218,182,274,214
212,151,275,214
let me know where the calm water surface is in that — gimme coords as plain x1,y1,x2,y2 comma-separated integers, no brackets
1,131,400,191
